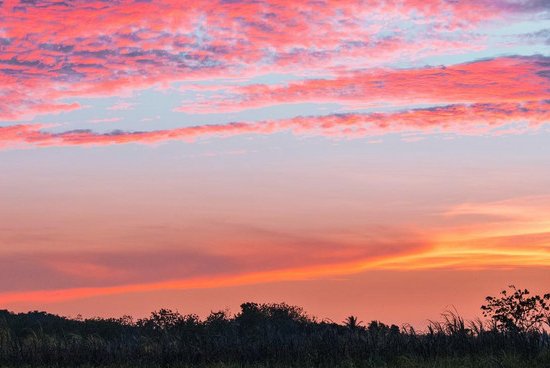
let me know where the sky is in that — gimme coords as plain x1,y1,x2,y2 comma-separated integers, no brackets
0,0,549,327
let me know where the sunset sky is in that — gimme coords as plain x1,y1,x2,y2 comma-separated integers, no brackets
0,0,549,327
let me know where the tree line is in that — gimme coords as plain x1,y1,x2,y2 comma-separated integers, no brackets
0,285,548,367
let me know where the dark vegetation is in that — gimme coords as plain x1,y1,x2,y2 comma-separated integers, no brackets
0,286,549,367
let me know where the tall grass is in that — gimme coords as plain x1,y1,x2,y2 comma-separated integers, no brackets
0,302,548,367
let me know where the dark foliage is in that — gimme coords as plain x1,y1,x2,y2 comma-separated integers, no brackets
481,285,550,334
0,289,548,367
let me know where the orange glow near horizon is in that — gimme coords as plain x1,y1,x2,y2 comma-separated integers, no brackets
2,196,548,307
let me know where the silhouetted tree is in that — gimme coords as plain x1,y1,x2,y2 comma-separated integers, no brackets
138,309,184,332
481,285,550,334
344,315,363,330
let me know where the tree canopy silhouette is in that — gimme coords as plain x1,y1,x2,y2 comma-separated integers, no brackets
0,287,548,367
481,285,550,334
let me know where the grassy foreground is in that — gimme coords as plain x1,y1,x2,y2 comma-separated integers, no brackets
4,354,550,368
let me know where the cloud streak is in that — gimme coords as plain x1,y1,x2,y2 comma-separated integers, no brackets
1,100,548,149
1,225,548,305
2,192,550,306
177,56,550,113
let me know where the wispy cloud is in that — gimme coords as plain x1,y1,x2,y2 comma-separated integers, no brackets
1,194,548,305
1,101,548,149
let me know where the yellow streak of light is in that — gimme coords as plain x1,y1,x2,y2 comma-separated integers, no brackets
2,196,550,305
0,233,548,305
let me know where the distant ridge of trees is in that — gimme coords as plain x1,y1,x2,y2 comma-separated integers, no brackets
0,286,548,367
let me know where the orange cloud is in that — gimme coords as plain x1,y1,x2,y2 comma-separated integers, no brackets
1,195,548,305
0,234,546,305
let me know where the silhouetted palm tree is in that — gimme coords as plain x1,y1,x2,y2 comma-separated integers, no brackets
344,315,363,330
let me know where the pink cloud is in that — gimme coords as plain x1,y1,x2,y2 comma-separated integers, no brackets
0,0,538,120
1,100,547,149
176,56,550,113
